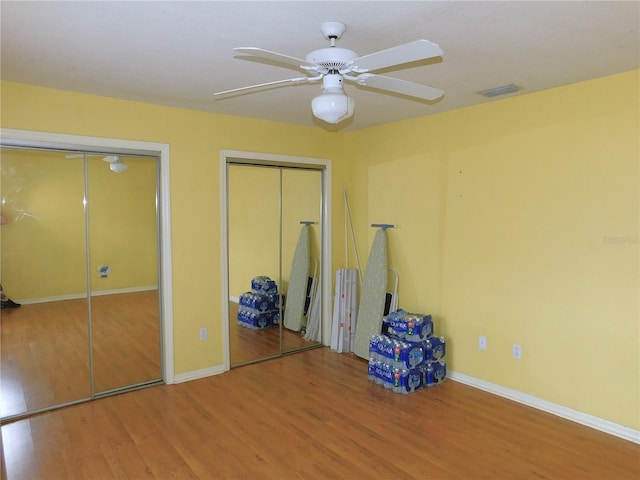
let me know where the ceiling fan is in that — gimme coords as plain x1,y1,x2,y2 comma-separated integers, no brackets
214,21,444,124
65,154,128,173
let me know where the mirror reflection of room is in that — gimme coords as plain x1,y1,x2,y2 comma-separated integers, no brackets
280,168,322,353
0,214,20,309
227,164,323,367
282,223,313,334
0,148,162,421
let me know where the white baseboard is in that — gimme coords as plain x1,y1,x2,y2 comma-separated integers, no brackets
448,370,640,444
229,295,239,304
92,285,158,297
16,286,158,305
173,364,226,384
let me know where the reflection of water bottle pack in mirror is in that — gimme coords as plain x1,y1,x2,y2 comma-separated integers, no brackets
251,276,278,295
368,308,447,394
238,306,280,329
237,276,281,330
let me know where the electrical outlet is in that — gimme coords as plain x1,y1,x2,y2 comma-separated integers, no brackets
512,344,522,359
199,328,208,341
479,336,487,350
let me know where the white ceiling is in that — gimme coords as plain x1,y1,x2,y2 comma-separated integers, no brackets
1,1,638,132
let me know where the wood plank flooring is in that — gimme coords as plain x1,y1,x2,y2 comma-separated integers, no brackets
1,293,316,421
1,291,161,419
2,347,638,479
228,301,318,366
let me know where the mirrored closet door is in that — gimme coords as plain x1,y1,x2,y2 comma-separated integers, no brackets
86,154,161,395
0,148,91,417
227,161,324,367
280,168,322,355
228,164,282,364
0,147,162,421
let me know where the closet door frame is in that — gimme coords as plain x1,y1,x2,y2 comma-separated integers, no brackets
0,129,174,385
220,150,332,371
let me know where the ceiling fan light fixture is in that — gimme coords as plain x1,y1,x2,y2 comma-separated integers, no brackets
311,93,354,124
109,160,128,173
219,21,444,127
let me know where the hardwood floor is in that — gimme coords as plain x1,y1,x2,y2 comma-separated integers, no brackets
1,291,162,419
2,347,638,479
229,301,319,366
1,293,316,422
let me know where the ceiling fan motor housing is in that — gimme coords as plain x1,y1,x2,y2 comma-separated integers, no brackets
216,20,445,125
306,48,358,73
321,74,345,94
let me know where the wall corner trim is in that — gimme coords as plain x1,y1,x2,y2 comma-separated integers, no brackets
448,370,640,444
173,365,226,384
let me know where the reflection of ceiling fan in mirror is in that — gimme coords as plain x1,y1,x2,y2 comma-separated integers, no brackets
215,21,444,124
65,154,128,173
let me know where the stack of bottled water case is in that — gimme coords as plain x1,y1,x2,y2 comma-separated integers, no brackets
237,276,283,330
367,308,447,394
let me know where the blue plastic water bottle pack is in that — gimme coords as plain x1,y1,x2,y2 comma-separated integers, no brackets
368,308,447,393
237,276,282,330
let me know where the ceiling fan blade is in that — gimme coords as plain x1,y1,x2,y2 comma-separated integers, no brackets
351,40,443,72
214,76,318,100
348,73,444,101
234,47,315,70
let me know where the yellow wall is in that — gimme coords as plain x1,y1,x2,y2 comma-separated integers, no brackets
228,165,280,298
1,149,87,298
0,81,343,375
227,165,322,299
281,168,323,293
345,70,639,429
1,149,159,299
87,155,158,291
1,70,638,430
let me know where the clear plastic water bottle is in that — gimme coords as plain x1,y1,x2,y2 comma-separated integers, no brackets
393,368,405,394
375,360,385,385
385,309,408,339
250,311,259,329
388,339,399,365
407,368,423,393
368,357,377,381
382,362,394,389
393,341,403,369
424,336,446,363
377,335,392,363
407,342,426,368
405,314,428,342
421,314,434,340
369,335,381,362
422,361,447,387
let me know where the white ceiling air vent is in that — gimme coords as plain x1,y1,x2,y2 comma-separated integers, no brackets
479,84,521,98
